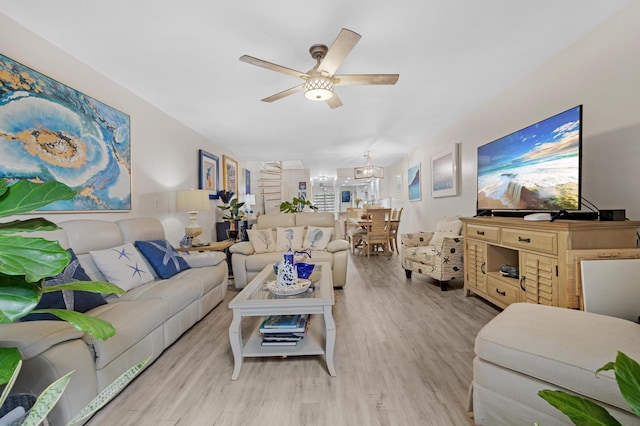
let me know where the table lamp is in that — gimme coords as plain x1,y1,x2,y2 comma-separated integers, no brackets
176,189,210,245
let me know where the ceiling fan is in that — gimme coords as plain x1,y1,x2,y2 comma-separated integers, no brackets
239,28,399,109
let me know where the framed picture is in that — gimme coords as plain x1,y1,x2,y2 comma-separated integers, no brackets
431,144,459,198
198,149,219,199
341,191,351,203
0,53,131,212
408,163,421,202
299,181,307,190
244,169,251,194
223,155,238,194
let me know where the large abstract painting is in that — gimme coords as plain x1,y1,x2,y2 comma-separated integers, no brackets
0,53,131,211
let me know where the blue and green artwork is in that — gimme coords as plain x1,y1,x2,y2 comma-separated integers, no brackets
0,53,131,211
408,163,421,201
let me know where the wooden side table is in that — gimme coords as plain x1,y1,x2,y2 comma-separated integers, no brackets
175,240,234,253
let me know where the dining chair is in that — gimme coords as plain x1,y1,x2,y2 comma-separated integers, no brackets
360,208,391,258
388,207,403,254
346,208,366,253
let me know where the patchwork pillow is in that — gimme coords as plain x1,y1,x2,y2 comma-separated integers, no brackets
302,226,333,250
247,229,276,254
275,226,304,252
135,239,191,279
22,248,107,322
90,243,154,292
432,217,462,243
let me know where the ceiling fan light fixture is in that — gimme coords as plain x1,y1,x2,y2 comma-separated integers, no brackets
304,77,334,101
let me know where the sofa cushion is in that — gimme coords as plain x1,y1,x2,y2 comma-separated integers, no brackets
247,229,277,253
475,303,640,413
327,239,350,253
302,226,333,250
119,276,203,316
257,213,295,229
84,298,168,369
276,226,304,251
135,239,191,279
22,248,107,322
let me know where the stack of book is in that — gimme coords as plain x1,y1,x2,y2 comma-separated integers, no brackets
259,314,309,346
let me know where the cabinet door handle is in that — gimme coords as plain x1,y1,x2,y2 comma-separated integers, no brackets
520,276,526,291
481,261,486,274
476,230,485,235
518,236,531,243
495,288,506,296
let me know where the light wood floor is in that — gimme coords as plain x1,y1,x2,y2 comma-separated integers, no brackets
87,253,500,426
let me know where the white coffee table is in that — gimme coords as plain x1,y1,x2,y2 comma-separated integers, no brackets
228,262,336,380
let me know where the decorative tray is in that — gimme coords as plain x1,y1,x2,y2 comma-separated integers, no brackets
265,279,312,296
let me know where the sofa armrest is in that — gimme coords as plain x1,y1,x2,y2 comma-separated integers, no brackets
326,239,349,253
229,241,254,255
433,235,464,251
181,251,226,267
0,321,84,360
401,232,435,247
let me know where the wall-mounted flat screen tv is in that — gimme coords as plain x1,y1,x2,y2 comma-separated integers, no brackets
477,105,582,212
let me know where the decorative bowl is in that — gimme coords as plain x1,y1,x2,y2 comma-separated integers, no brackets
295,263,315,279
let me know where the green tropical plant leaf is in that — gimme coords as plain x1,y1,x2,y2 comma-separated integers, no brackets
22,370,74,426
0,356,22,408
0,179,75,218
32,309,116,340
0,347,21,386
0,235,71,282
43,280,125,296
0,274,41,323
68,357,150,425
538,389,622,426
0,217,62,235
611,352,640,417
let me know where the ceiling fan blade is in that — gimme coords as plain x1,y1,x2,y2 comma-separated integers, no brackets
239,55,309,80
261,84,305,103
326,93,343,109
318,28,361,76
334,74,400,86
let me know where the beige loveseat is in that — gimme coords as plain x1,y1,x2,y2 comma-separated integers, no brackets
470,303,640,425
0,218,228,426
229,212,349,288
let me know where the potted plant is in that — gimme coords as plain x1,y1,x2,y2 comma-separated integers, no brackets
354,197,362,208
217,190,245,240
279,196,318,213
538,351,640,426
0,178,146,425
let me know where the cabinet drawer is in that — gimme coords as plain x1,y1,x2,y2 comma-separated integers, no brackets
487,276,519,306
467,224,500,242
502,228,557,254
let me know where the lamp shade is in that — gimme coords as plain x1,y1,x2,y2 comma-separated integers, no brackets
176,189,210,212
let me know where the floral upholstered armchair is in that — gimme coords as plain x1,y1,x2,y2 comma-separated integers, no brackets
400,217,464,291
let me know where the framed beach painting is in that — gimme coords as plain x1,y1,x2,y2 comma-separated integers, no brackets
198,149,219,199
223,155,238,195
244,169,251,194
431,144,459,198
0,53,131,212
408,163,421,202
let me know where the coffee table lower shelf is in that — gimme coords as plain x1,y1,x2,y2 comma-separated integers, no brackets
243,315,325,357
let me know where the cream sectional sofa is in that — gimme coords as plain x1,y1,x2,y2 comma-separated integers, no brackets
0,217,228,426
470,303,640,425
229,212,349,288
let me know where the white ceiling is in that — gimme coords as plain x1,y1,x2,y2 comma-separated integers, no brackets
0,1,631,180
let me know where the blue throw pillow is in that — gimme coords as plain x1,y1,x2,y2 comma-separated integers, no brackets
135,239,191,279
22,248,107,322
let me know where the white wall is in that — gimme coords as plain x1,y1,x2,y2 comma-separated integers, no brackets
394,2,640,233
0,13,246,244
